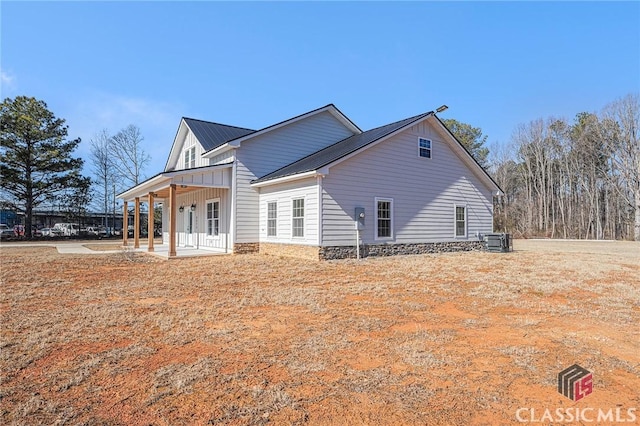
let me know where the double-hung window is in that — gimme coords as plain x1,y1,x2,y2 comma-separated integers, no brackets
455,205,466,237
267,202,277,237
206,199,220,237
292,198,304,238
184,146,196,169
419,138,432,158
375,198,393,239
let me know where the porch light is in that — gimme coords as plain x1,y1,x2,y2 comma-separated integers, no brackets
179,205,184,213
190,203,196,211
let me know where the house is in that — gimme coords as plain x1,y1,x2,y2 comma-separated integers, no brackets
117,104,502,260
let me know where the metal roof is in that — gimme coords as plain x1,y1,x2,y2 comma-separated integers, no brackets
183,118,255,152
252,112,433,184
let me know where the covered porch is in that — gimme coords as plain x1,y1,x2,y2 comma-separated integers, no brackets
117,164,233,258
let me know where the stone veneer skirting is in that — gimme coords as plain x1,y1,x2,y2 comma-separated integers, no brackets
233,242,260,254
232,241,484,260
319,241,485,260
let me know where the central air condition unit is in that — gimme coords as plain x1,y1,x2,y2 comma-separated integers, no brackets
485,233,512,253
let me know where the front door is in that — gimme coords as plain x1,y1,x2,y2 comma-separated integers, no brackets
185,210,194,246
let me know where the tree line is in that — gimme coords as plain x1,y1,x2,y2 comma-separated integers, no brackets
490,93,639,241
0,96,150,238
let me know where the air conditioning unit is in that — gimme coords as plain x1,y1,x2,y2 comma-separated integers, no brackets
485,233,512,253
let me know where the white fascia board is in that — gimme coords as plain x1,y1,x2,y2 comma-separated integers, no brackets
250,171,319,188
326,105,362,134
118,175,171,201
201,142,239,159
163,119,189,171
164,163,232,178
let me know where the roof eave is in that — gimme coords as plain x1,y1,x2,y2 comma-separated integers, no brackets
250,171,319,188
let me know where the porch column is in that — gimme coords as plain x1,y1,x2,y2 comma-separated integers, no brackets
123,201,128,246
148,192,155,252
169,184,177,257
134,197,140,249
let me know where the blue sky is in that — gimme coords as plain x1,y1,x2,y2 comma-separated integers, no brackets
2,1,639,178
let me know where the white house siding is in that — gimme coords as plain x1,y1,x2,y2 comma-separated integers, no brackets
235,111,355,243
209,151,235,166
167,128,209,171
258,178,319,245
161,187,230,251
322,120,494,246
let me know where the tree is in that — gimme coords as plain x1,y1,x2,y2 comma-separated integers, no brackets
0,96,85,238
110,124,150,188
90,129,119,227
442,118,490,168
59,174,93,231
602,93,640,241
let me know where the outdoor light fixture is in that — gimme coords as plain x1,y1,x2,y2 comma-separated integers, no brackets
179,205,184,212
180,184,188,188
436,105,448,113
190,203,196,212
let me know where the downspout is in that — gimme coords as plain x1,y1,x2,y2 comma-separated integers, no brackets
229,153,237,253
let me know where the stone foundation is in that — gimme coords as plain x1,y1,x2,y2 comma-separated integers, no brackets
233,242,260,254
319,241,485,260
259,242,320,261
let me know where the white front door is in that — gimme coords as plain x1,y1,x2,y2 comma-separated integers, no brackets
185,210,194,246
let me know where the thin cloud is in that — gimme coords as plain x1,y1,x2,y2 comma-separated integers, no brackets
0,69,17,92
68,92,185,179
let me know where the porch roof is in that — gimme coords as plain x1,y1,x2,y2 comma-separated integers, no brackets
117,164,232,202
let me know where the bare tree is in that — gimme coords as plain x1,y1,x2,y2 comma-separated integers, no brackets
110,124,150,188
602,93,640,241
90,129,119,227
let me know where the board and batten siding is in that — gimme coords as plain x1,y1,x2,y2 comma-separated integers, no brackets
161,187,230,251
235,111,355,243
258,178,319,245
321,120,494,246
166,129,209,171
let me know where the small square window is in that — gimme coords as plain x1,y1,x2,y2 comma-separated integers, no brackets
419,138,432,158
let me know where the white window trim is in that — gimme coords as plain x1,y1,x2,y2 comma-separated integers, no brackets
454,204,467,238
206,198,221,239
418,137,432,159
184,145,196,169
375,197,394,241
266,201,277,238
291,197,305,239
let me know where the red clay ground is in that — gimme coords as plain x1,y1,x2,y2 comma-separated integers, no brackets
1,240,638,425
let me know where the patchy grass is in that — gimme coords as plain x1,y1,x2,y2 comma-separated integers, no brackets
0,240,639,425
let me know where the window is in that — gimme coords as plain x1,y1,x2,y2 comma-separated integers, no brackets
292,198,304,237
267,202,277,237
184,146,196,169
419,138,432,158
455,205,466,237
206,199,220,237
376,198,393,239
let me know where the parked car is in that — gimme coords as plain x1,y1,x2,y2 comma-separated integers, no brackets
87,226,110,238
0,224,14,239
40,228,61,237
53,223,79,237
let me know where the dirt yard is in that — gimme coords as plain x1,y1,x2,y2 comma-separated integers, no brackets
1,240,638,425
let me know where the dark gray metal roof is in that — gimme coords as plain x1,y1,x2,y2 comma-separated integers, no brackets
252,112,433,184
183,118,255,151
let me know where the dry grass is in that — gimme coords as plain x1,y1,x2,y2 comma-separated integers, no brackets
0,240,639,425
